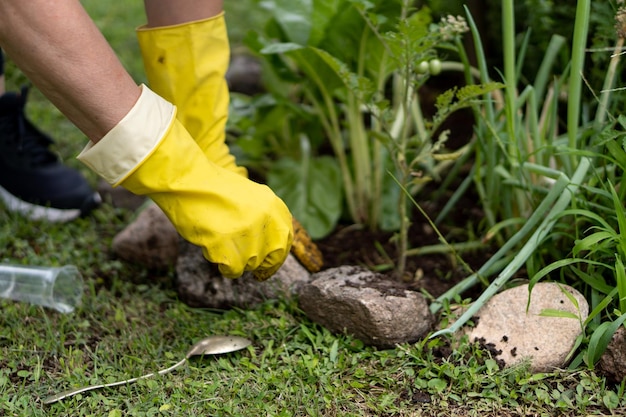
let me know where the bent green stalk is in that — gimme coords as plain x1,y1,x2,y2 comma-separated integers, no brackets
430,157,591,335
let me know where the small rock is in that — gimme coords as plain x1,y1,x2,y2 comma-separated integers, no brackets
298,266,433,349
226,54,263,96
176,240,311,309
467,282,588,372
111,202,179,269
97,179,147,211
597,326,626,383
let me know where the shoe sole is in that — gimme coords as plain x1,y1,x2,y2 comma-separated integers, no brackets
0,184,102,223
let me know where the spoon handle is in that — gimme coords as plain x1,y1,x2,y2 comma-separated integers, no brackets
43,358,187,405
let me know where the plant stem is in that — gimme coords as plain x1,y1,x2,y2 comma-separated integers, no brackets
567,0,590,161
405,241,486,257
347,93,370,223
594,37,623,129
502,0,518,162
369,50,389,230
463,6,498,230
394,31,418,278
300,62,359,223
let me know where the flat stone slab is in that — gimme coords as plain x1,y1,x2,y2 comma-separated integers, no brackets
467,282,588,372
298,266,433,349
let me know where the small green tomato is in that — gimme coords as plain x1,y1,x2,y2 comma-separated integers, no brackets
428,59,442,75
416,61,429,74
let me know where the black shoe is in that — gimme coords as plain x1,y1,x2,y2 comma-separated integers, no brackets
0,87,101,222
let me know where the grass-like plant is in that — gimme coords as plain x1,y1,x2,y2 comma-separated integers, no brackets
432,0,626,368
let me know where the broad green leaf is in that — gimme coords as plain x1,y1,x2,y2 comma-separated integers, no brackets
244,31,304,87
350,381,366,388
427,378,447,392
261,0,313,45
309,0,343,46
604,391,620,410
268,156,343,239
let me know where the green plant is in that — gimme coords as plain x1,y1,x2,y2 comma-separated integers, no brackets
234,0,500,278
237,0,412,239
426,0,597,318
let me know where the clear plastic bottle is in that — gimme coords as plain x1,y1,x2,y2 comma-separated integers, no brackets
0,264,83,313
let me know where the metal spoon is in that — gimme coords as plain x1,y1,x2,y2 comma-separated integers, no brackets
43,335,252,405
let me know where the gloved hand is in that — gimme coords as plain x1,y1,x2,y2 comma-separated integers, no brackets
78,85,293,279
137,16,323,278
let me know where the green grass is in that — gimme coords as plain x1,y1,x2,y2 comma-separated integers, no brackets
1,268,625,416
2,1,626,416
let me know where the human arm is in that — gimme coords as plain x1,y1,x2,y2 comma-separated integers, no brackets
0,0,293,278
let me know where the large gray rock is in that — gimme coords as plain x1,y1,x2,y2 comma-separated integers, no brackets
298,266,433,349
467,282,588,372
176,241,311,309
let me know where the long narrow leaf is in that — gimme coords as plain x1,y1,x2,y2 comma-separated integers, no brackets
584,312,626,368
528,258,608,289
584,287,619,327
533,34,567,104
539,309,580,320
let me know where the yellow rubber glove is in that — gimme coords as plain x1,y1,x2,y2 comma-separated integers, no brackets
136,14,245,176
78,85,293,279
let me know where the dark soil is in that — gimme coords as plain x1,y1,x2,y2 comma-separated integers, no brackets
316,190,493,300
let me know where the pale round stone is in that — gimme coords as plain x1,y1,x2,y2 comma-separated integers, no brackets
467,282,588,372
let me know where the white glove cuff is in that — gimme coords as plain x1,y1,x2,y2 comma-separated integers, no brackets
77,84,176,186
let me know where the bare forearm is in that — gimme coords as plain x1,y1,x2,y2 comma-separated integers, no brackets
0,0,140,142
143,0,223,27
